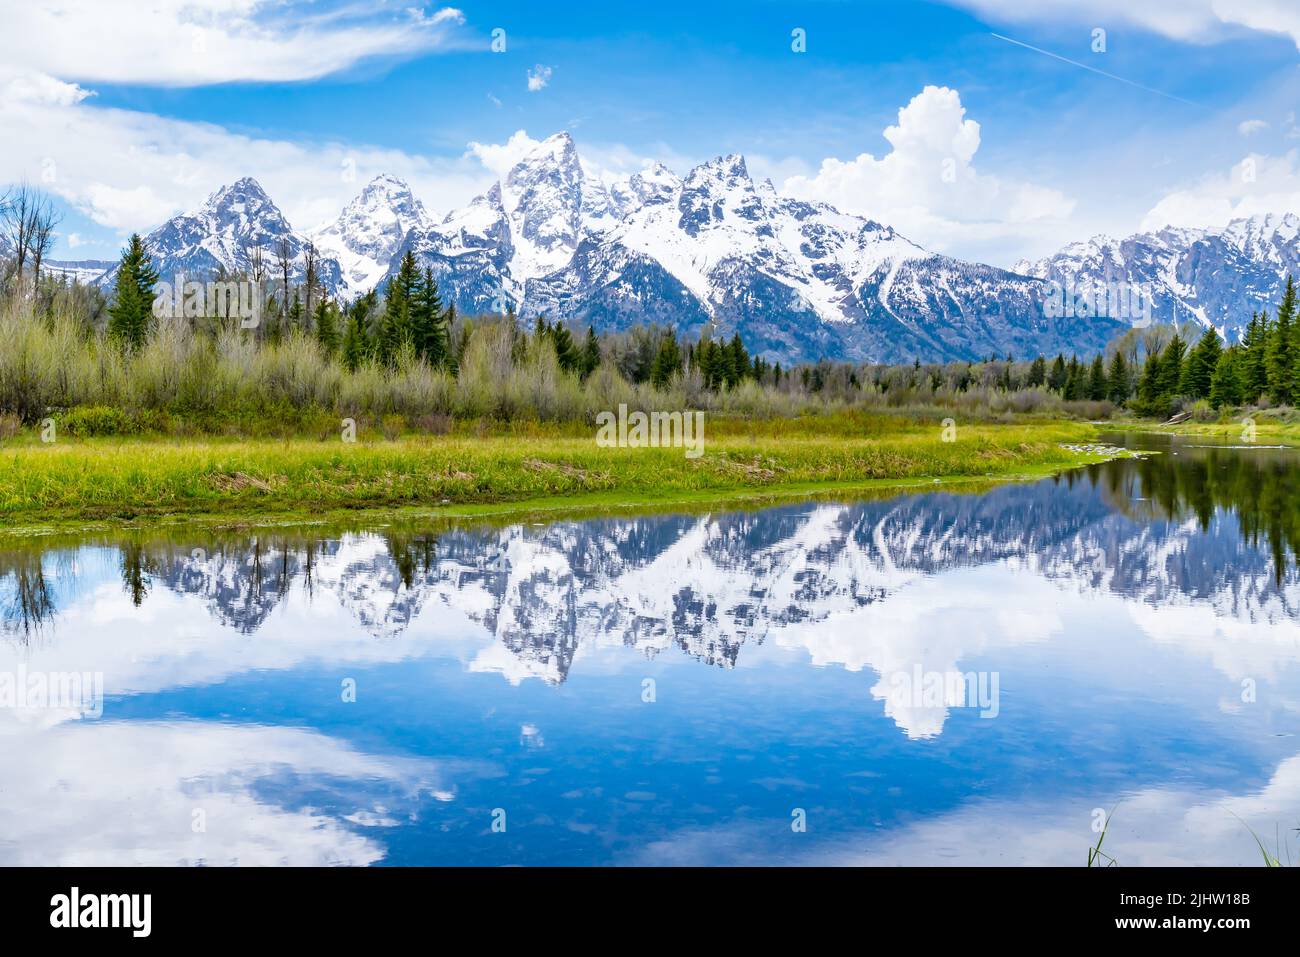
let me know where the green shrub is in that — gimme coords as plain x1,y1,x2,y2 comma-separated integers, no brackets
60,405,138,437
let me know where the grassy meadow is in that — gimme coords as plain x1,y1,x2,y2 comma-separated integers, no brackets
0,413,1110,533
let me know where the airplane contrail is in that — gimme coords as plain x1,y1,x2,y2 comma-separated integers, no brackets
990,32,1202,108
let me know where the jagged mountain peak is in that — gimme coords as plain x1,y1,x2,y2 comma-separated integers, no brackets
102,173,343,293
78,129,1298,363
206,176,279,214
690,152,750,180
311,173,433,296
505,132,581,187
1022,210,1300,336
1222,211,1300,250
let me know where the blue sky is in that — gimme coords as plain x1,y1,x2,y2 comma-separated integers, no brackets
3,0,1300,266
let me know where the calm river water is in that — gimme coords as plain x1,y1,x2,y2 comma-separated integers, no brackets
2,433,1297,865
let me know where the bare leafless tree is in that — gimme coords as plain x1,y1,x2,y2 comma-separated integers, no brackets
30,198,61,287
275,237,293,317
303,240,318,330
1,183,36,277
1,184,61,294
249,245,266,284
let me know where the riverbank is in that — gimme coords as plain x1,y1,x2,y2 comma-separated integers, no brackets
0,415,1116,537
1105,409,1300,443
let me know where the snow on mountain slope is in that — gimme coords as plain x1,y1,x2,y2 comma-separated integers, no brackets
310,174,433,298
1017,213,1300,338
391,131,659,309
525,150,1120,362
101,177,343,294
66,130,1300,362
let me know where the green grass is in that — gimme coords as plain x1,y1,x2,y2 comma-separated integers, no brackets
1106,408,1300,442
0,414,1108,536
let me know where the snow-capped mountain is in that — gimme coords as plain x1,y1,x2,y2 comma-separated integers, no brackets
43,258,115,284
49,130,1300,362
389,134,1122,362
1016,212,1300,339
97,176,343,294
391,131,650,313
525,150,1094,363
310,173,433,299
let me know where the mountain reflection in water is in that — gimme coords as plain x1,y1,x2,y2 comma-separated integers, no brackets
2,437,1299,865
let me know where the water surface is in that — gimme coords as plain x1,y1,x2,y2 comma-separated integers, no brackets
3,433,1299,866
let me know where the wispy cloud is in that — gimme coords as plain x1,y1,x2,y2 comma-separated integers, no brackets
0,0,468,87
948,0,1300,50
0,75,498,232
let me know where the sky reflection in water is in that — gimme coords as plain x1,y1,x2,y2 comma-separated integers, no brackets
2,436,1299,866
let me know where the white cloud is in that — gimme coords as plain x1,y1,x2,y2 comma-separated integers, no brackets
466,130,546,179
0,720,450,865
1238,118,1269,136
1140,150,1300,229
948,0,1300,49
0,0,467,87
781,86,1075,258
527,64,553,92
0,72,498,232
1215,0,1300,50
2,72,93,106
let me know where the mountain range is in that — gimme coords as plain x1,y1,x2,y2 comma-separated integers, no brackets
37,131,1300,364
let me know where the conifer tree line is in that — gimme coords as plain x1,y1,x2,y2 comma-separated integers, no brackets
9,212,1300,421
854,276,1299,417
92,233,792,393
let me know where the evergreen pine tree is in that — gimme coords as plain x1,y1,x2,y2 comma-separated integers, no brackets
1156,333,1186,401
1027,355,1046,387
315,299,339,355
1063,356,1083,400
1107,351,1130,404
1209,348,1244,409
650,328,683,388
1086,354,1107,400
1047,354,1068,392
726,334,749,388
551,323,578,374
379,251,419,366
1266,276,1296,404
579,325,600,380
341,311,368,372
411,267,446,366
1181,326,1222,399
1136,351,1163,415
1240,312,1270,403
107,233,160,353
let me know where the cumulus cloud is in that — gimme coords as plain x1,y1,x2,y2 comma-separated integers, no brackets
0,1,467,87
948,0,1300,50
1238,119,1269,136
781,86,1075,258
466,130,547,179
1140,151,1300,230
527,64,553,92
